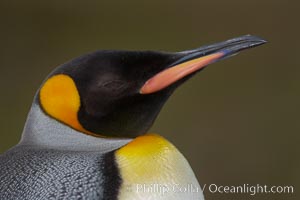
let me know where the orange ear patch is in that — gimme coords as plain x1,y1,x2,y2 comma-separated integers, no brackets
39,74,90,134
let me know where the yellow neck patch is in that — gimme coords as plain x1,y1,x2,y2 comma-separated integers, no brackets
39,74,90,134
116,134,200,199
117,133,175,158
116,134,178,183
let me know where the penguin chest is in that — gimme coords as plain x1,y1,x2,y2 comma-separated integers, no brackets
115,134,204,200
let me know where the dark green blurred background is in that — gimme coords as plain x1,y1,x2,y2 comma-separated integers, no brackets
0,0,299,199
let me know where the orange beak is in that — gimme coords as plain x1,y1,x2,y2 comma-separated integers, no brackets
140,35,266,95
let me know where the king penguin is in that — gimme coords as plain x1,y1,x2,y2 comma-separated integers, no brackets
0,35,266,200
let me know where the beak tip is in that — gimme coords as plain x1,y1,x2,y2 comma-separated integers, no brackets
244,34,268,45
221,35,267,57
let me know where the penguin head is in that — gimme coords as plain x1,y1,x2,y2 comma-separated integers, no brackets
38,35,266,138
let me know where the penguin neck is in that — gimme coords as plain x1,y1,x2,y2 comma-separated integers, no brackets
19,102,132,152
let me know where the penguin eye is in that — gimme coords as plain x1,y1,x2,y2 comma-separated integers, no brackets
99,80,127,92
